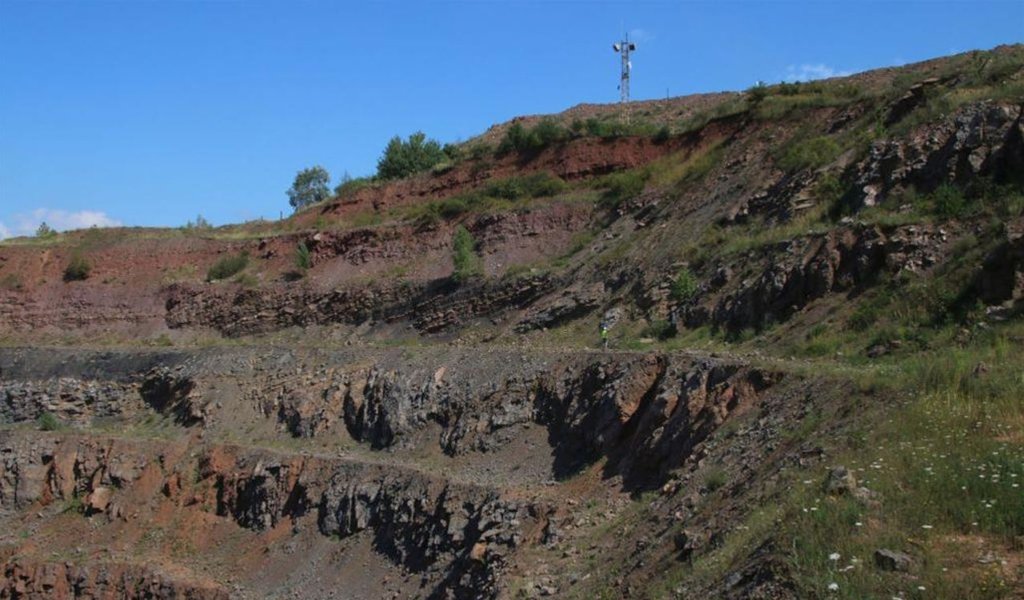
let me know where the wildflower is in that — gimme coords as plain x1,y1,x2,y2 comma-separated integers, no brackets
829,552,840,561
828,582,839,591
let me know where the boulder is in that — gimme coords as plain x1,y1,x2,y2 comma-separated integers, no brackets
874,548,913,572
85,486,112,514
823,466,857,496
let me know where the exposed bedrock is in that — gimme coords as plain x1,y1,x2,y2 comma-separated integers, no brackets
165,273,557,337
0,378,140,426
0,432,546,599
0,560,229,600
851,101,1023,209
1,347,781,495
675,222,958,333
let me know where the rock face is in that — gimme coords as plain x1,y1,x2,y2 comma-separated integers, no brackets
852,102,1023,210
0,434,154,511
0,378,140,425
0,560,229,600
976,223,1024,309
0,429,548,600
682,223,952,333
317,475,530,598
0,346,788,597
165,273,557,337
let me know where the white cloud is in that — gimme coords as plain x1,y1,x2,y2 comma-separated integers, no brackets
1,208,122,239
783,63,852,82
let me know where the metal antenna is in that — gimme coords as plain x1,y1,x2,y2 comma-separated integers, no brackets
612,33,636,103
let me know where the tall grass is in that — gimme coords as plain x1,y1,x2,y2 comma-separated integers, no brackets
781,332,1024,599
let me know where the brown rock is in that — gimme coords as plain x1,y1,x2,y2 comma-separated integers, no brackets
470,542,488,562
86,487,112,513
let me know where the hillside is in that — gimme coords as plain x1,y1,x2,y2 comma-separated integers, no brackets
1,45,1022,599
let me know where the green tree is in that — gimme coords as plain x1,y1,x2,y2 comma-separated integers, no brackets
377,132,447,180
451,226,481,283
287,165,331,210
36,222,56,238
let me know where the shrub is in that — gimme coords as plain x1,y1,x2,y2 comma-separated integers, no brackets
932,184,968,219
498,119,568,155
295,242,311,271
533,118,567,146
36,222,57,238
522,172,567,197
485,172,566,200
746,82,768,106
442,143,463,162
37,412,61,431
670,268,699,302
585,118,628,138
334,174,374,199
207,253,248,281
437,196,473,219
814,174,847,217
183,214,212,230
287,165,331,210
704,466,728,491
377,132,447,180
484,177,525,201
468,143,493,161
642,319,676,340
777,135,840,172
452,226,482,283
598,170,648,210
653,125,671,144
63,255,91,282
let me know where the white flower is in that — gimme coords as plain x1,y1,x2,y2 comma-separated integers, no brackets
828,582,839,591
828,552,841,561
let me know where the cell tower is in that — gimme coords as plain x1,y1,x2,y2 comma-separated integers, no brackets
612,35,636,103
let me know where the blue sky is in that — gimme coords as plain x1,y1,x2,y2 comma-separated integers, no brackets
0,0,1020,236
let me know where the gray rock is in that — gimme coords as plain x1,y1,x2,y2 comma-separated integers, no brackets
874,548,913,572
823,466,857,496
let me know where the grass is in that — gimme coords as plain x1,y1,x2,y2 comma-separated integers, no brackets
782,346,1024,598
63,254,92,282
206,252,249,281
404,172,571,225
596,169,649,211
775,133,841,172
37,412,62,431
703,466,728,492
658,323,1024,599
646,142,725,190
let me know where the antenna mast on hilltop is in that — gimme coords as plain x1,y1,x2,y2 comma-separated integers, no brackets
612,34,636,103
